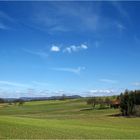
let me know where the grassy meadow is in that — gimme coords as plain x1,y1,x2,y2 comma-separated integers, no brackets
0,99,140,139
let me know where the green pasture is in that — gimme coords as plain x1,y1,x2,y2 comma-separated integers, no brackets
0,99,140,139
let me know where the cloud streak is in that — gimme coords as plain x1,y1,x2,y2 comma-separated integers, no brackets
32,81,50,87
0,10,15,30
0,80,29,88
132,82,140,86
51,66,85,75
99,79,118,84
0,11,14,22
111,2,129,20
0,23,8,30
23,48,48,58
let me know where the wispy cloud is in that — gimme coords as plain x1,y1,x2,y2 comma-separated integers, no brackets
29,2,101,33
0,88,49,98
50,45,60,52
99,79,118,84
49,25,69,33
32,81,50,87
115,22,126,33
21,2,129,38
134,36,140,44
132,82,140,86
63,44,88,53
51,66,85,75
94,41,100,48
0,80,29,88
0,10,15,30
0,11,14,22
23,48,48,58
0,22,8,30
0,80,50,98
111,2,129,20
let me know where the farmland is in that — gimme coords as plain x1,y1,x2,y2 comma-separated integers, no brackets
0,99,140,139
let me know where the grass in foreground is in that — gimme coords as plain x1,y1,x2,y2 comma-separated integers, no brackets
0,99,140,139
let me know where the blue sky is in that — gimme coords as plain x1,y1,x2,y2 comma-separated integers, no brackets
0,1,140,98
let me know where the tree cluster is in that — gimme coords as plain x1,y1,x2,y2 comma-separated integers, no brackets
120,90,140,116
87,97,112,109
13,99,25,106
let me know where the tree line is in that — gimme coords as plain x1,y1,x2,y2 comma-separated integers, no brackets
0,98,25,106
86,96,119,109
87,90,140,116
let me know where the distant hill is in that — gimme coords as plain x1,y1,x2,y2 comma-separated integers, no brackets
20,95,82,101
3,95,82,102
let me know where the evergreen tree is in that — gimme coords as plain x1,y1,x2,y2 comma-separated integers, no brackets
120,90,137,116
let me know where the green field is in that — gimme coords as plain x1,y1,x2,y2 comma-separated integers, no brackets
0,99,140,139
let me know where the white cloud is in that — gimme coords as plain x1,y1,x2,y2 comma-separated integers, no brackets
99,79,118,84
87,89,116,96
81,44,88,49
132,82,140,86
90,89,114,94
50,45,60,52
63,44,88,53
71,45,77,51
23,43,88,59
51,66,85,75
